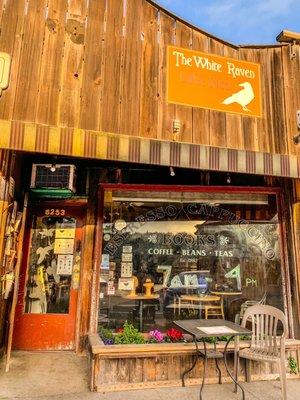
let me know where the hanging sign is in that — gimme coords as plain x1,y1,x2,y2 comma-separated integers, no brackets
167,45,262,117
0,52,11,97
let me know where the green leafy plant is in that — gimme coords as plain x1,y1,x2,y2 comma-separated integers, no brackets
239,335,252,341
202,336,217,343
99,326,114,345
114,321,146,344
288,356,298,374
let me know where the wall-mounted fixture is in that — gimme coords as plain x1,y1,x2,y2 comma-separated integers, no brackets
276,30,300,60
169,166,175,177
172,119,181,141
297,110,300,129
226,173,231,184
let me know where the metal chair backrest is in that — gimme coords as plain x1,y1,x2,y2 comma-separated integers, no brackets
241,304,288,357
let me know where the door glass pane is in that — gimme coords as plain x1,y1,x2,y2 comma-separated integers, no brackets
24,216,76,314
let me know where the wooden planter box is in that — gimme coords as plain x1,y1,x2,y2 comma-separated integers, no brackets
88,334,300,392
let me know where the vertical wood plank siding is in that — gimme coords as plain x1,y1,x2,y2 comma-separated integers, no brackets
13,0,48,122
0,0,298,157
100,0,124,133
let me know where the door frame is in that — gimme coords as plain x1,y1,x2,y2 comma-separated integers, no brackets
13,198,87,351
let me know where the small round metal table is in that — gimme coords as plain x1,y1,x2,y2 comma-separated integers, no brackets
173,318,252,400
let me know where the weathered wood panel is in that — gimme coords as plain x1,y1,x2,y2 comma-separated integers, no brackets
282,46,299,156
0,0,4,25
157,11,175,141
0,0,297,156
100,0,124,133
36,0,68,126
270,48,287,155
92,346,300,392
12,0,47,122
58,0,87,127
0,0,27,120
256,49,273,153
139,2,159,138
119,0,143,136
79,0,106,130
238,48,259,152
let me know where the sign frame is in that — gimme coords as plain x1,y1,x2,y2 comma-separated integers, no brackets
167,45,262,118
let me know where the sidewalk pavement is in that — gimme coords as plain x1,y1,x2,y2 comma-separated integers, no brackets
1,351,300,400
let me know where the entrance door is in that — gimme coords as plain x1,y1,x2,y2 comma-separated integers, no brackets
13,203,84,350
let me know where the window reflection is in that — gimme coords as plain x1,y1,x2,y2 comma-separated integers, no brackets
24,216,76,314
99,193,283,333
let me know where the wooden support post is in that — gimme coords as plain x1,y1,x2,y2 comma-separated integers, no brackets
5,193,28,372
291,199,300,338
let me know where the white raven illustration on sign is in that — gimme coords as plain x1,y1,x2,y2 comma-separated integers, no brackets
222,82,254,111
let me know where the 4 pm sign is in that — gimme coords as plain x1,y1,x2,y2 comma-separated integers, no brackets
167,45,262,117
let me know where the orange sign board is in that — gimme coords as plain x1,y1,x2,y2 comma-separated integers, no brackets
167,45,262,117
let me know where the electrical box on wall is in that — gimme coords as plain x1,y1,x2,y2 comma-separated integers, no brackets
30,164,76,192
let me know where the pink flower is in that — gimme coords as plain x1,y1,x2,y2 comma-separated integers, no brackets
149,330,164,342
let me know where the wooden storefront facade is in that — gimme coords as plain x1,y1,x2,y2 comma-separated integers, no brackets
0,0,300,391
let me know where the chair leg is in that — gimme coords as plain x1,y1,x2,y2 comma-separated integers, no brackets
234,313,240,324
221,299,225,319
234,337,239,393
245,359,251,383
278,357,287,400
234,356,240,393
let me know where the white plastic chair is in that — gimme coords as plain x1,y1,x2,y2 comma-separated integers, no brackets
236,304,288,400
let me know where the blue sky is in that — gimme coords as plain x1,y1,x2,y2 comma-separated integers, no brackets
155,0,299,45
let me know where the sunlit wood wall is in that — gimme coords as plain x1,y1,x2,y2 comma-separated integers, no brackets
0,0,299,155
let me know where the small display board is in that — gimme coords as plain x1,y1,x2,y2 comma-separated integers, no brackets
57,254,74,275
122,253,132,262
118,277,134,291
54,238,74,254
121,262,132,277
55,228,75,239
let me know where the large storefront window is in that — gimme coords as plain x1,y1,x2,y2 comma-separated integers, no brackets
99,188,284,333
